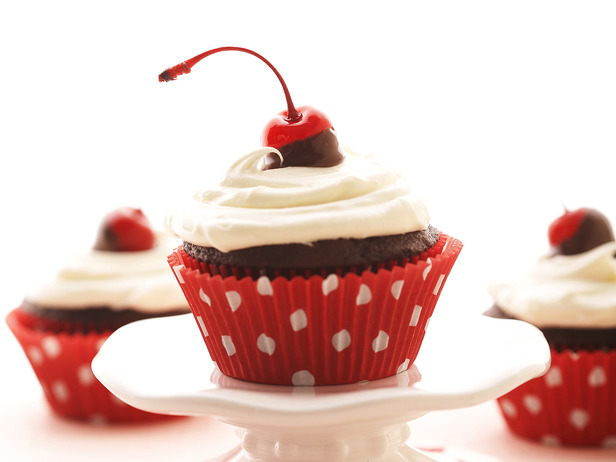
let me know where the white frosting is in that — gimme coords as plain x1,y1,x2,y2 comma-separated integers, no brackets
488,241,616,328
25,234,188,313
165,147,430,252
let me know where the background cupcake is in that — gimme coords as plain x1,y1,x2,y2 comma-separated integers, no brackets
162,47,463,386
486,207,616,446
6,207,189,422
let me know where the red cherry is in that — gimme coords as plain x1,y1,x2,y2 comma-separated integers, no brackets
159,47,344,169
93,207,156,252
548,208,586,247
262,105,333,148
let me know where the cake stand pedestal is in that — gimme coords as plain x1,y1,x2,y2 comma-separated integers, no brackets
92,314,550,462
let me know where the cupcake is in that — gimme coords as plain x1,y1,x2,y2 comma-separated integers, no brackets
161,47,463,386
486,207,616,446
6,207,189,422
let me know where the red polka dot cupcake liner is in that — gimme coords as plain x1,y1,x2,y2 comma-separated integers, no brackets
168,234,462,386
496,348,616,447
6,308,176,423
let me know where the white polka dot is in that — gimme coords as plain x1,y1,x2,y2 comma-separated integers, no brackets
289,310,308,331
391,280,404,300
523,394,542,415
332,329,351,352
221,336,236,356
356,284,371,305
257,334,276,355
588,366,607,387
226,291,242,312
372,331,389,353
256,277,273,296
173,264,185,284
88,414,107,425
500,399,517,418
199,289,211,305
422,258,432,280
292,370,315,386
541,435,561,446
52,381,70,403
544,367,563,387
433,274,445,296
442,237,454,254
424,317,432,333
41,337,62,359
322,274,339,295
409,305,422,327
397,359,410,374
196,315,209,337
77,364,95,386
569,409,590,430
602,436,616,448
26,346,44,366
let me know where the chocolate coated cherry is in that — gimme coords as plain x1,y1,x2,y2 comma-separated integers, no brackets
93,207,156,252
548,207,614,256
159,46,345,170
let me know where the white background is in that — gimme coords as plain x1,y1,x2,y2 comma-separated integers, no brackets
1,1,616,461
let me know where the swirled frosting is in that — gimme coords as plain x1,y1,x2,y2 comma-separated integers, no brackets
488,241,616,328
25,234,188,313
165,147,430,252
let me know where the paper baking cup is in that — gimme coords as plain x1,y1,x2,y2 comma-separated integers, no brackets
6,309,175,423
168,234,462,385
496,347,616,447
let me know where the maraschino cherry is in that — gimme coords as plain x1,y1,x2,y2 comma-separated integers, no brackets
93,207,156,252
548,207,614,256
159,46,345,170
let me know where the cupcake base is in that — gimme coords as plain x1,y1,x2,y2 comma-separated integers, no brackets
168,233,462,386
6,308,178,423
496,347,616,447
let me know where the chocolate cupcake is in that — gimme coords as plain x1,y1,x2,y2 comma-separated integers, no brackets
6,207,189,422
160,47,462,386
167,147,462,386
486,207,616,446
182,224,441,279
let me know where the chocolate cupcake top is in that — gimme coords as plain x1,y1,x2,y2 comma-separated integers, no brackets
489,208,616,329
165,147,431,253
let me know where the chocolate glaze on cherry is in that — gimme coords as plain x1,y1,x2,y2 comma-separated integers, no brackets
549,208,614,256
270,128,345,169
93,207,156,252
159,46,345,169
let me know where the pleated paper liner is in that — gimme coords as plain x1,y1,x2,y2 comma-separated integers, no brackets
168,234,462,386
6,308,177,423
496,347,616,447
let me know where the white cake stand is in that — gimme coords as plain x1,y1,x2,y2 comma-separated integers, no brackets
92,314,550,462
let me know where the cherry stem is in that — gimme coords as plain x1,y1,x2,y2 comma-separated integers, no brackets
159,46,301,122
560,200,569,213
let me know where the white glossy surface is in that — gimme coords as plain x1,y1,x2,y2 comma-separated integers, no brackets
93,314,550,461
